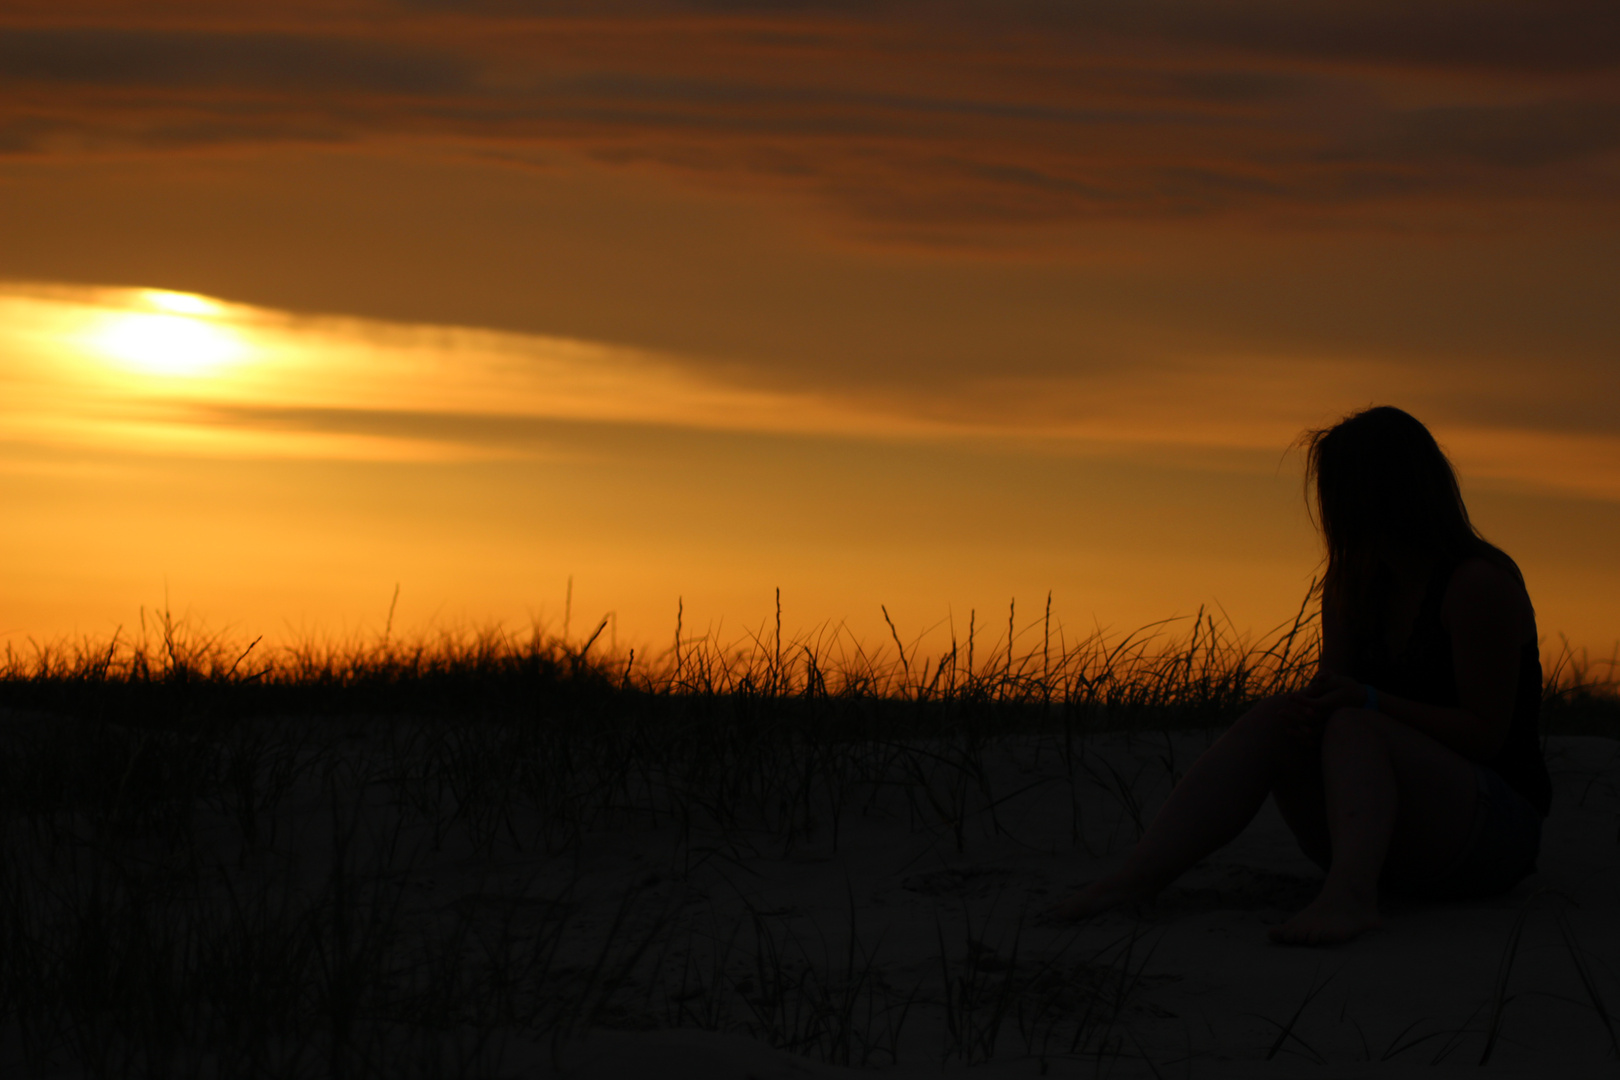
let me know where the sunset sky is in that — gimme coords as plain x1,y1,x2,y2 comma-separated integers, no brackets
2,2,1617,656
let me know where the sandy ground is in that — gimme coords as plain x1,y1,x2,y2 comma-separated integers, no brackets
7,713,1619,1077
520,731,1620,1079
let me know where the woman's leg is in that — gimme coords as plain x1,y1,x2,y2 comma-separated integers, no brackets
1272,744,1331,869
1270,707,1478,945
1047,694,1320,919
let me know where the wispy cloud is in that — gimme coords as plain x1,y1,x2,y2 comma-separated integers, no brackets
0,283,961,461
1,2,1614,238
5,283,1618,502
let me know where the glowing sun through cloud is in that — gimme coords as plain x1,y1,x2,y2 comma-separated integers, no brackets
88,290,247,378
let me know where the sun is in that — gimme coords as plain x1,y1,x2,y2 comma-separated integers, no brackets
91,291,247,377
142,290,223,317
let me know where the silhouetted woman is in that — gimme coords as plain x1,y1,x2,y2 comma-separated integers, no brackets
1050,406,1550,945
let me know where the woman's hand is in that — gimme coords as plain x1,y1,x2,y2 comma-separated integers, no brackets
1275,691,1327,745
1301,673,1367,714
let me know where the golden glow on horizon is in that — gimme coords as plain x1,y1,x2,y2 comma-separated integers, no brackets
0,281,1615,656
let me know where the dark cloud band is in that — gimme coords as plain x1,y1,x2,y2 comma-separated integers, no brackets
0,28,473,94
0,5,1615,232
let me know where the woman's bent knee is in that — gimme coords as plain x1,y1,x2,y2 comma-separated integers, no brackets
1237,693,1315,735
1227,694,1319,761
1233,694,1303,733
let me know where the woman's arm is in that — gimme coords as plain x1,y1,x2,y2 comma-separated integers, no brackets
1305,558,1533,761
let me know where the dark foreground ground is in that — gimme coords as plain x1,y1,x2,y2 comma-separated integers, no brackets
1,626,1616,1078
1,706,1617,1079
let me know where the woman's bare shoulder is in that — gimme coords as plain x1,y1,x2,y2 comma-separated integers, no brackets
1443,556,1534,638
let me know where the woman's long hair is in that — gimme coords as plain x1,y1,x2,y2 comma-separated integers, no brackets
1303,406,1514,637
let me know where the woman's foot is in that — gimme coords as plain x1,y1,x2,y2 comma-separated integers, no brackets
1045,874,1158,922
1269,889,1382,946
